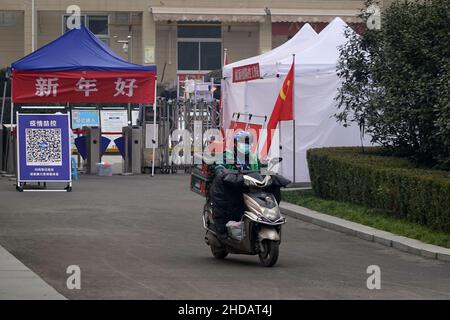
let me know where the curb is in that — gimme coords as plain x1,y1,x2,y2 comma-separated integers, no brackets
280,202,450,263
0,245,66,300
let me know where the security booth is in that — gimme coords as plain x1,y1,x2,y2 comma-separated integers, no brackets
8,25,157,191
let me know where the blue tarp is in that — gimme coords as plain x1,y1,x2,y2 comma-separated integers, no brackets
11,25,156,72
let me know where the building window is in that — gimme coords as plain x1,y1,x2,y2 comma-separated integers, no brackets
0,11,17,27
177,23,222,71
62,14,109,43
178,42,199,70
87,15,109,36
200,42,221,70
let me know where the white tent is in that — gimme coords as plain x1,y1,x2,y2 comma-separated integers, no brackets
223,23,319,79
222,18,371,183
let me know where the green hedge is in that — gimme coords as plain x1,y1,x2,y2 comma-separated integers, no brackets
307,147,450,233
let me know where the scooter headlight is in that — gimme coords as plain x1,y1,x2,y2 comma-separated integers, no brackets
262,207,281,221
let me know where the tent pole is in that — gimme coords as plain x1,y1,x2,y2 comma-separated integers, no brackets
220,78,224,129
244,81,248,114
10,101,13,127
292,54,296,184
176,75,180,101
279,120,282,167
128,102,131,124
0,78,7,126
151,80,158,177
9,102,14,176
293,119,296,183
13,101,18,186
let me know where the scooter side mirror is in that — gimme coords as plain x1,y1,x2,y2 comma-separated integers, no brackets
269,157,283,166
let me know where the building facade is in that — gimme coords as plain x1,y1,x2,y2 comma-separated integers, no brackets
0,0,380,88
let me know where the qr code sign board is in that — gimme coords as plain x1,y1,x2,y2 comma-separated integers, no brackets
25,128,62,166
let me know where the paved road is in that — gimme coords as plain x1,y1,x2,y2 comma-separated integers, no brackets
0,174,449,299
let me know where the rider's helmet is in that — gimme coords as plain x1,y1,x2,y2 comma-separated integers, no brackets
234,131,253,155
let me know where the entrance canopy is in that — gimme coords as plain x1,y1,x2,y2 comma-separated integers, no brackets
150,7,266,23
11,25,156,104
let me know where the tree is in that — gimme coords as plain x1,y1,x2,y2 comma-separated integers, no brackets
336,0,450,169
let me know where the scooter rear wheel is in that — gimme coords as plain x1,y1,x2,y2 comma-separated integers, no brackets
210,245,228,259
258,240,279,267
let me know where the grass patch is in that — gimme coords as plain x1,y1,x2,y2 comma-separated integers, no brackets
282,189,450,249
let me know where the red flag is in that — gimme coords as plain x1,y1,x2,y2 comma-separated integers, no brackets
261,59,295,159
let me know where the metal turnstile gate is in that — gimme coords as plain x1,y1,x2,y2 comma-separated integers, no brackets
122,126,142,174
83,126,101,174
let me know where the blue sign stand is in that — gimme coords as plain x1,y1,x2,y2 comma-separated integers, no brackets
16,113,72,192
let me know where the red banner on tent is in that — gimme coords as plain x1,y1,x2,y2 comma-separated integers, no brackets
12,70,156,103
232,63,260,83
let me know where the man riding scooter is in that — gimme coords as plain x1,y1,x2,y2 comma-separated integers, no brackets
204,130,290,266
209,131,258,240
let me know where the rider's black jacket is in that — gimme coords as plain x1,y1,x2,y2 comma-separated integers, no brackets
209,169,245,235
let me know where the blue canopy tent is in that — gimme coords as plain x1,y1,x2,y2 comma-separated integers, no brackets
8,24,159,179
12,24,156,72
11,24,157,103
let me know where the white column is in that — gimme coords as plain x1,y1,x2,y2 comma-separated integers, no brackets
258,16,272,54
23,0,37,55
141,10,156,65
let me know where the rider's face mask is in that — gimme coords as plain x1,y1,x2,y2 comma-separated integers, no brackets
237,142,250,155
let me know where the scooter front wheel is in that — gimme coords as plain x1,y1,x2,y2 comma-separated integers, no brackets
258,240,279,267
210,245,228,259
